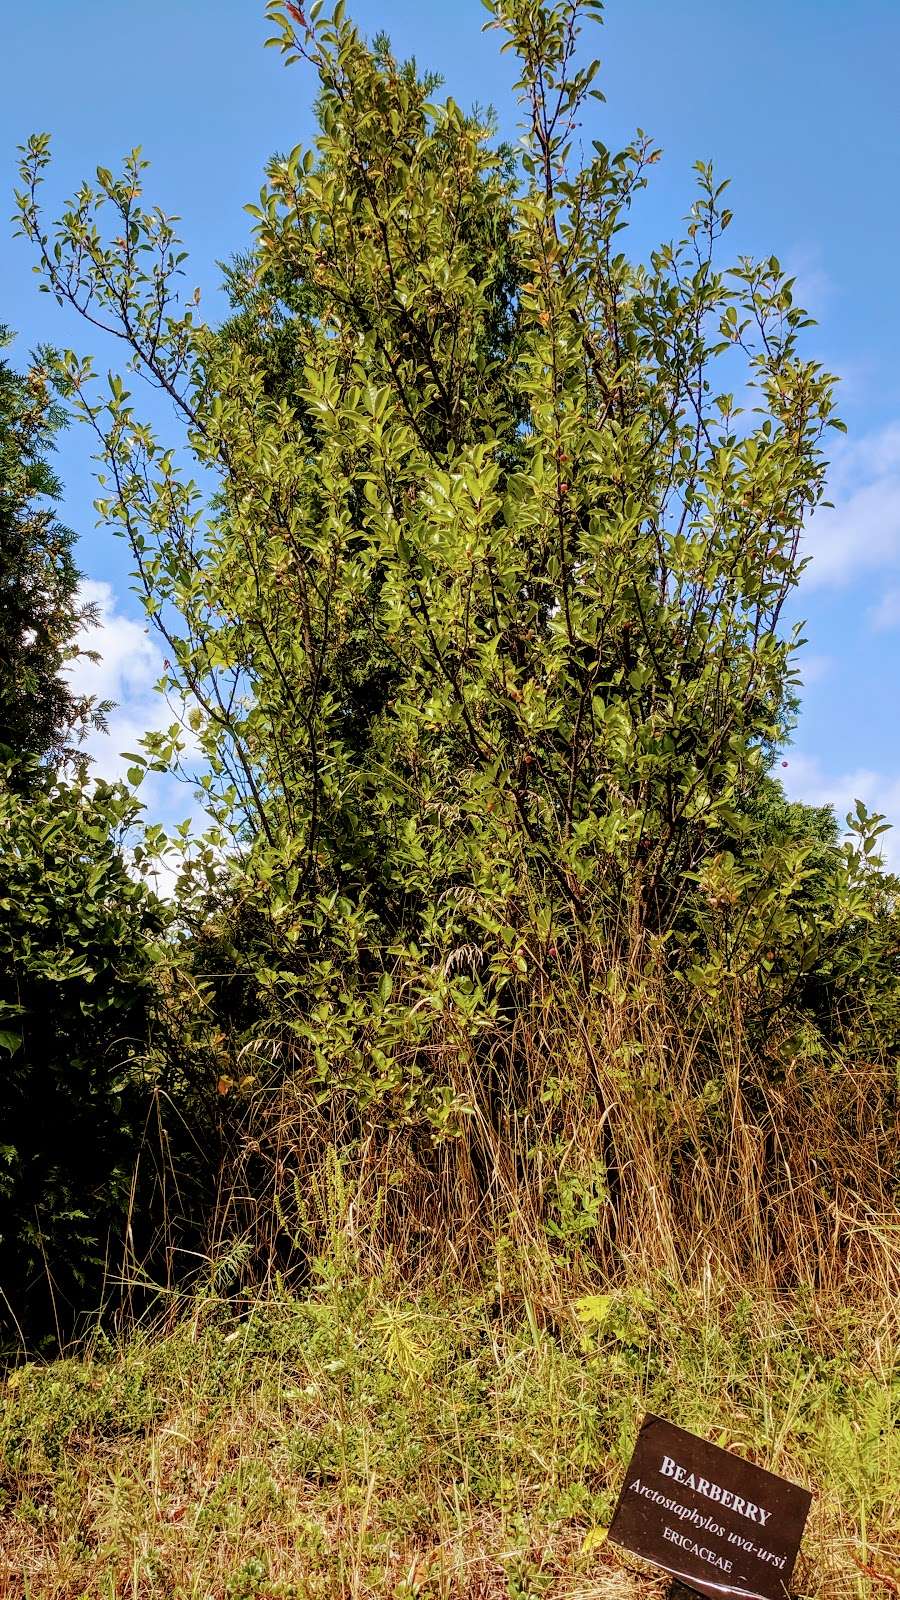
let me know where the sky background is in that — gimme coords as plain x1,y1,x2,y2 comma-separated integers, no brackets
4,0,900,864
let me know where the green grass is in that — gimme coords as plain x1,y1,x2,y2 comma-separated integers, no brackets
1,1261,897,1599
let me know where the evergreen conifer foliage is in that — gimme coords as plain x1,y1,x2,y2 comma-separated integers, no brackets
0,328,106,772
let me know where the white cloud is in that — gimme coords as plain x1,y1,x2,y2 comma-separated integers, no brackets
67,579,161,713
128,842,191,903
803,422,900,589
62,581,218,895
64,579,193,791
870,586,900,632
784,247,834,323
830,423,900,485
780,752,900,872
796,652,832,685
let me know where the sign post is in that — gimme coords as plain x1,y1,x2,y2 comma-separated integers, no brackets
608,1415,812,1600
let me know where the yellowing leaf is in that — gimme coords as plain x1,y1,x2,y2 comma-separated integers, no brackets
581,1526,608,1555
573,1293,614,1325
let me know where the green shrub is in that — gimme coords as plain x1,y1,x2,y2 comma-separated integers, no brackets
0,763,168,1350
13,0,898,1286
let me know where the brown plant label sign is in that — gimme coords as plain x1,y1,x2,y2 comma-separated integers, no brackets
608,1414,813,1600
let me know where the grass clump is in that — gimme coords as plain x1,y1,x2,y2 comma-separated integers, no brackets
1,1260,897,1599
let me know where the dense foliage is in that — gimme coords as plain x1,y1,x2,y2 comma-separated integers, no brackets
8,0,898,1302
0,336,168,1349
0,765,167,1346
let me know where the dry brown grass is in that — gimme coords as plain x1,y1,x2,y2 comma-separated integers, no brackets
197,966,898,1309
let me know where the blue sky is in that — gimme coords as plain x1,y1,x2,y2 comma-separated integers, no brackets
4,0,900,863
